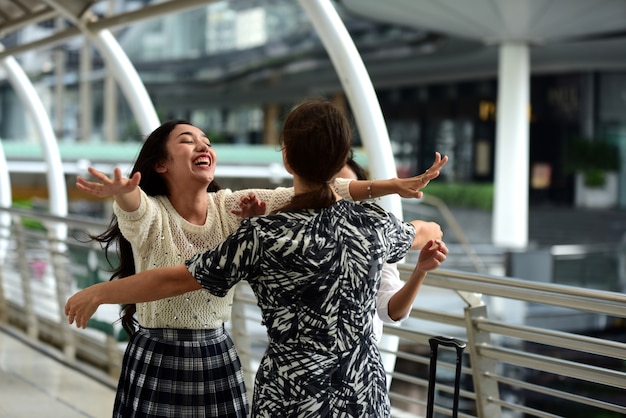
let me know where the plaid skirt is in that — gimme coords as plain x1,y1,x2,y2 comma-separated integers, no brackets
114,326,249,418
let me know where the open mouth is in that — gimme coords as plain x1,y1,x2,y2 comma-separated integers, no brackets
194,157,212,167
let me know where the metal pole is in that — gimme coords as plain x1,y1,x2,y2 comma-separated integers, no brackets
298,0,402,218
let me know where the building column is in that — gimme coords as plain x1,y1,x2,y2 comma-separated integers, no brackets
104,0,118,143
492,43,530,249
53,18,66,140
262,103,280,146
79,39,93,141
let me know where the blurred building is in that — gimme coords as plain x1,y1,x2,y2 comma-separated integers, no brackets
1,0,625,207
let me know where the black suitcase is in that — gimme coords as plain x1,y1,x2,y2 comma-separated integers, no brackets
426,336,467,418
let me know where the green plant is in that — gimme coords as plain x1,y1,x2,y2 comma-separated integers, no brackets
582,169,607,188
12,200,46,231
564,137,621,187
423,182,494,211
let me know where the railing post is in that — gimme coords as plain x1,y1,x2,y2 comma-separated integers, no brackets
0,264,6,324
105,334,122,379
0,209,9,324
231,284,255,395
465,304,502,417
14,219,38,339
48,230,76,361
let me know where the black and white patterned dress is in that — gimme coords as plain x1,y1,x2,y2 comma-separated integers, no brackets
186,199,416,418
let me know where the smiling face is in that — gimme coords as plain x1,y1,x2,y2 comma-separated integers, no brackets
155,123,218,190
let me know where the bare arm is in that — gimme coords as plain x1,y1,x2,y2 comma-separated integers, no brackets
65,265,200,329
387,239,448,321
409,220,443,249
348,152,448,200
76,166,142,212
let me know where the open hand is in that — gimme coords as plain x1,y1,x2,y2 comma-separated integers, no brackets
394,152,448,199
231,192,266,218
76,167,141,198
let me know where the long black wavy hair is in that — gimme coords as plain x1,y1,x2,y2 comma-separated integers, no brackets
93,120,221,336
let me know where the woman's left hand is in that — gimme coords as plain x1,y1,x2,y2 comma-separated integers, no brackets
416,239,448,272
231,192,266,218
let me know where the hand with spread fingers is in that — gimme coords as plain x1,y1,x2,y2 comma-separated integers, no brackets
385,239,448,321
392,152,448,199
76,166,141,199
231,192,267,218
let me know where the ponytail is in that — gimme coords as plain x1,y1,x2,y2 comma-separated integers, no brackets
274,183,335,213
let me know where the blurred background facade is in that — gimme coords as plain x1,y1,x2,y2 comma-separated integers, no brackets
2,0,625,210
2,3,626,417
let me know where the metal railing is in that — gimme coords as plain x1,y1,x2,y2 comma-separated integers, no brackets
1,206,625,418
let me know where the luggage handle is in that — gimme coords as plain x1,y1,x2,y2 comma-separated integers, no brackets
426,336,467,418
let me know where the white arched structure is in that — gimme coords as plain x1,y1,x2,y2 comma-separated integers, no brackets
0,52,67,342
298,0,404,387
298,0,401,218
299,0,484,388
45,0,160,135
0,0,161,234
0,50,68,240
0,1,241,223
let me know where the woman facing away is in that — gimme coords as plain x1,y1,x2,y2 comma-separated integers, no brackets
67,98,448,418
74,116,447,417
335,155,443,342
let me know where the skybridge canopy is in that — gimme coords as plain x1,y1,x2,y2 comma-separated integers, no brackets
2,0,626,249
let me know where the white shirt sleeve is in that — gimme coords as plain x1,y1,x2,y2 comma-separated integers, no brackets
376,262,406,324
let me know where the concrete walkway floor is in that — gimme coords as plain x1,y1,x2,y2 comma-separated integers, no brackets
0,327,116,418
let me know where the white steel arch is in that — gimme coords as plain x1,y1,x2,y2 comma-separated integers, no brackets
0,1,161,234
0,51,68,220
299,0,485,388
297,0,401,218
0,49,68,249
44,0,160,135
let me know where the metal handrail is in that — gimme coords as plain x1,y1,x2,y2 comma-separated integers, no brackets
1,206,625,418
408,266,626,315
474,319,625,359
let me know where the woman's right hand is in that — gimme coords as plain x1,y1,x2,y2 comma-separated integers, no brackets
416,239,448,273
76,167,141,198
65,285,103,329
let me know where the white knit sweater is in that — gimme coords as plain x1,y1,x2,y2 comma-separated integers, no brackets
114,179,354,329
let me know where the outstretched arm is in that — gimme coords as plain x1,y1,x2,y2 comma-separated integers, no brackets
65,265,200,329
76,166,142,212
233,152,448,217
347,152,448,200
387,239,448,321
